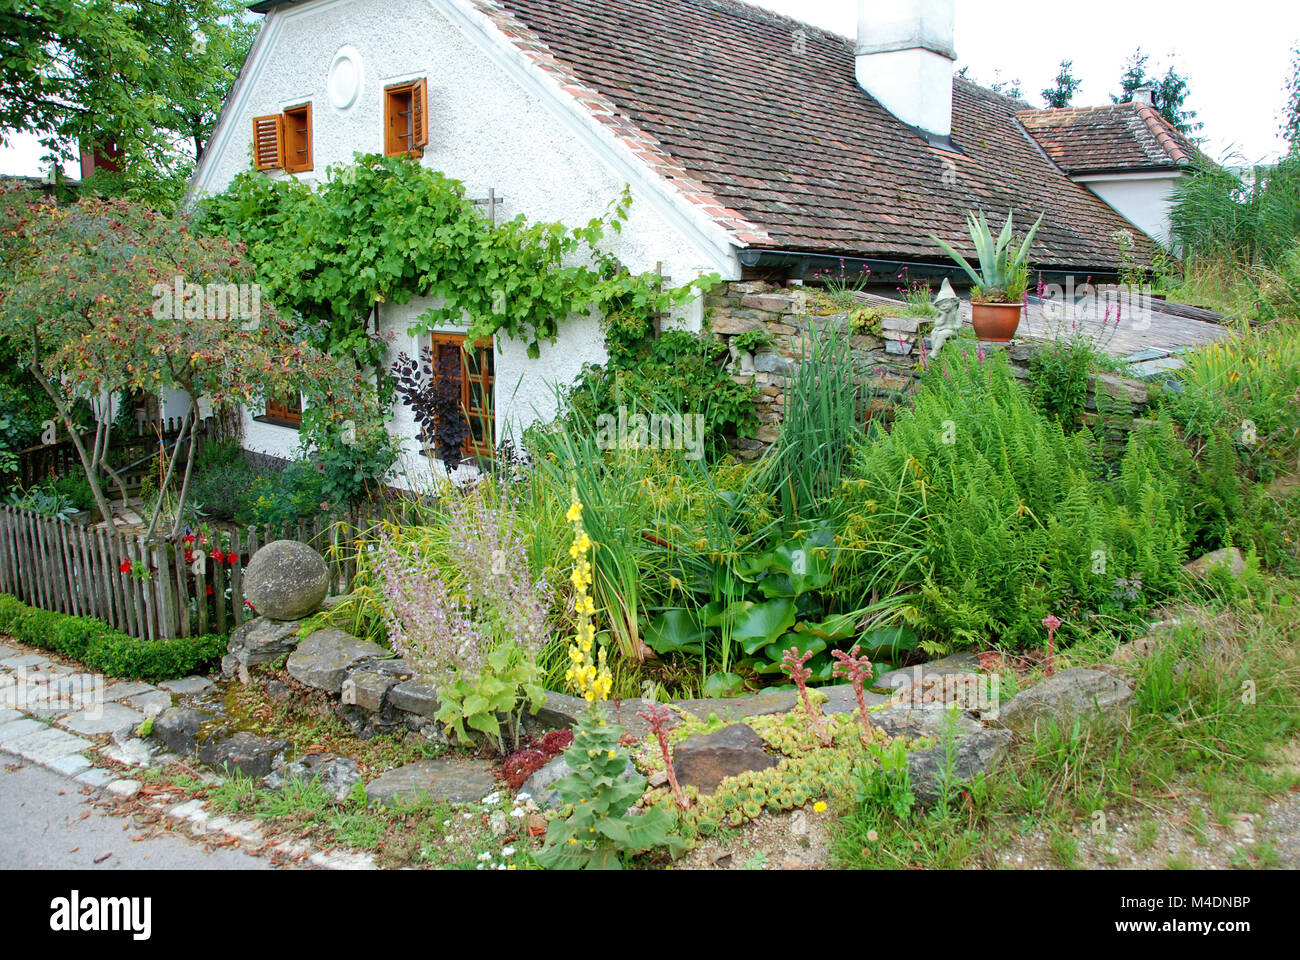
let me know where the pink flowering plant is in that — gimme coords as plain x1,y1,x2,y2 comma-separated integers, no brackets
375,485,551,753
831,644,875,741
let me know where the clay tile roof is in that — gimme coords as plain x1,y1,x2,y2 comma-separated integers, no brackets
483,0,1157,270
1016,102,1202,175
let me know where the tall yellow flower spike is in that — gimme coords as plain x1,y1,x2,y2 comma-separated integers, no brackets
563,491,613,703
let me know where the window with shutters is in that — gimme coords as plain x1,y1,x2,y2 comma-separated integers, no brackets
283,103,312,173
260,392,302,428
428,333,495,458
252,104,313,173
252,114,284,170
384,79,429,157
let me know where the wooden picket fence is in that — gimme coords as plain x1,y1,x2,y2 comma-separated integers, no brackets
0,504,378,641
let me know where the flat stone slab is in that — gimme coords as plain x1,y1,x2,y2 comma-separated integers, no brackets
672,723,777,794
103,681,157,702
126,690,173,717
0,717,45,745
520,754,637,808
106,779,142,799
341,660,411,712
287,629,387,694
159,676,214,696
223,616,304,680
0,707,21,725
673,690,800,723
75,768,115,788
365,759,498,806
198,731,288,779
0,654,52,671
266,754,361,802
988,667,1134,738
532,692,657,739
867,703,983,741
45,753,92,777
907,728,1013,806
873,653,985,696
821,685,893,715
57,702,146,736
6,726,93,764
388,678,439,717
0,643,17,659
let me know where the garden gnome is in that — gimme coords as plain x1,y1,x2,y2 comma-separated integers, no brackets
929,278,961,355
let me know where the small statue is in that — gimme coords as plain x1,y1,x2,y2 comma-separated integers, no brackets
930,278,961,355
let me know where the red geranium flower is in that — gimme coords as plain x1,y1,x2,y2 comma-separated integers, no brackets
205,585,214,596
119,560,132,573
211,549,225,563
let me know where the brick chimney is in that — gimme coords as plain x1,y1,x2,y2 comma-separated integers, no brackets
855,0,957,142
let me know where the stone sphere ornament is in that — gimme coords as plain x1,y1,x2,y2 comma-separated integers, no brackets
243,540,330,621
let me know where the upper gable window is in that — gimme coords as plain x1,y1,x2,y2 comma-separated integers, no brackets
252,104,313,173
384,79,428,157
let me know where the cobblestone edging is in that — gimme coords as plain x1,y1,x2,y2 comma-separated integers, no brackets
0,639,372,869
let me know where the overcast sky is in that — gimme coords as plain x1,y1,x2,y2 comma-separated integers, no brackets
749,0,1300,165
3,0,1296,178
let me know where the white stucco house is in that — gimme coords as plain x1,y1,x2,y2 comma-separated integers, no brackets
190,0,1175,486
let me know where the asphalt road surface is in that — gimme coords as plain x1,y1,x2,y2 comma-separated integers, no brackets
0,754,270,870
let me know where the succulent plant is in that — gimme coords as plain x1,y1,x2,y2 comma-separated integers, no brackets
930,209,1044,303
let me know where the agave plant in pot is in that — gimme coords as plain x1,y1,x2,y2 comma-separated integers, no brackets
931,210,1044,342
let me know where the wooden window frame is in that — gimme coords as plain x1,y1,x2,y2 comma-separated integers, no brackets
283,102,313,173
259,392,302,429
427,333,495,460
384,78,428,157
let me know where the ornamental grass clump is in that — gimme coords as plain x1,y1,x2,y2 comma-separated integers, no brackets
535,493,685,869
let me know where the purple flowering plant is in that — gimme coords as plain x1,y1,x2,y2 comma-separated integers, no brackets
375,483,552,752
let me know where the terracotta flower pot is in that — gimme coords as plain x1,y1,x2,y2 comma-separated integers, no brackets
971,302,1023,342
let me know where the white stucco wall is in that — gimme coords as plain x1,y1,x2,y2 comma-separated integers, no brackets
193,0,737,486
1075,172,1186,246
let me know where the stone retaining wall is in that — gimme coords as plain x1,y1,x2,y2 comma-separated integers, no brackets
705,281,1151,459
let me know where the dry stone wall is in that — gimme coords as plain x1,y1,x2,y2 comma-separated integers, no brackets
704,281,1151,459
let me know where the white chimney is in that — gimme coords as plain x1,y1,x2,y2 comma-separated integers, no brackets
855,0,957,141
1132,84,1155,107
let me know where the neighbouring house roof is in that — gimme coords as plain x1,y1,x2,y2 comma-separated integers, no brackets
1017,102,1203,176
247,0,1160,270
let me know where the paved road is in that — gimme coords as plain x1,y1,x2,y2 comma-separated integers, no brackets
0,753,270,870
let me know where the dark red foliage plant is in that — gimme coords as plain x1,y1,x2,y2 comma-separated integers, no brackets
502,728,573,792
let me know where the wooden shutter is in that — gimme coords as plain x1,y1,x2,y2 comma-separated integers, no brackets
252,114,284,170
411,78,429,149
283,103,313,173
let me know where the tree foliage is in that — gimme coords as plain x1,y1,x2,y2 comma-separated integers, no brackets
0,189,383,530
1042,59,1082,109
1112,48,1203,137
0,0,256,205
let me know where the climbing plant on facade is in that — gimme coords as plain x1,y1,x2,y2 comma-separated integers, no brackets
198,153,715,366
